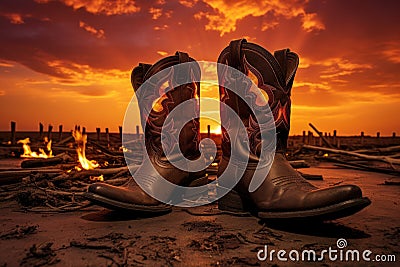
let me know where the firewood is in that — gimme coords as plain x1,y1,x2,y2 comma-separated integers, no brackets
298,171,323,180
0,169,62,185
20,153,73,168
289,160,310,169
303,145,400,166
88,140,122,157
55,135,74,145
317,156,400,175
308,123,335,148
53,165,138,182
21,157,63,169
353,145,400,154
105,177,129,185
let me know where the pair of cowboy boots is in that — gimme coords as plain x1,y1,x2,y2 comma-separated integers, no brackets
85,39,371,220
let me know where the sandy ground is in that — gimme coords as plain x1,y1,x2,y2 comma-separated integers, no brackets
0,163,399,267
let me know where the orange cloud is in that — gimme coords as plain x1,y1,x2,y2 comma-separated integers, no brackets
294,81,331,91
154,24,169,30
261,20,279,31
301,13,325,32
320,59,372,79
382,45,400,64
157,51,168,56
79,21,105,39
149,7,162,20
195,0,325,36
0,61,14,68
291,91,400,135
179,0,199,8
60,0,140,15
42,60,129,88
4,13,25,24
299,57,372,79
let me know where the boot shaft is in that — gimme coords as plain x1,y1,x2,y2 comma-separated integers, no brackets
218,39,299,155
131,52,201,159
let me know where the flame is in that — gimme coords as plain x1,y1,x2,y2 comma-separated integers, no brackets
17,137,53,158
119,146,129,152
72,129,99,170
90,174,104,182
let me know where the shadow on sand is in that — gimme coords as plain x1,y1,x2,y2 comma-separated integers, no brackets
81,209,171,222
262,219,370,239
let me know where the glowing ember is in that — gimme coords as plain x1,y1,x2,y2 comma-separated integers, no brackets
90,175,104,182
72,129,99,170
17,137,53,158
119,146,129,152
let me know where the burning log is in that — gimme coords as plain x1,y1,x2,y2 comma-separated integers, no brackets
21,153,73,169
53,166,136,182
72,129,99,170
18,138,53,158
303,145,400,166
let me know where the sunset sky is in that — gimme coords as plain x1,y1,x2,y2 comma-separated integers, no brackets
0,0,399,135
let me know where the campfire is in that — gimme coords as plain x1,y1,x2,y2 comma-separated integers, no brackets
1,126,130,213
17,137,53,158
72,129,99,170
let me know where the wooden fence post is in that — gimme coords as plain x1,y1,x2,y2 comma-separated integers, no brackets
105,128,110,146
58,125,63,141
96,128,101,141
11,121,16,145
39,123,44,140
48,125,53,141
360,131,364,146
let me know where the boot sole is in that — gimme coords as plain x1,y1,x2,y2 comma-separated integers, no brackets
83,191,173,213
83,175,209,213
218,190,371,221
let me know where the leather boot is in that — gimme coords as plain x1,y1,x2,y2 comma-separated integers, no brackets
217,39,371,220
84,52,207,213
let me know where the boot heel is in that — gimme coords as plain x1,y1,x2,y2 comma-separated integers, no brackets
218,190,250,213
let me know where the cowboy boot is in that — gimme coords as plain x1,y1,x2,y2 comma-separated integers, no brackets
217,39,371,220
84,52,207,213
